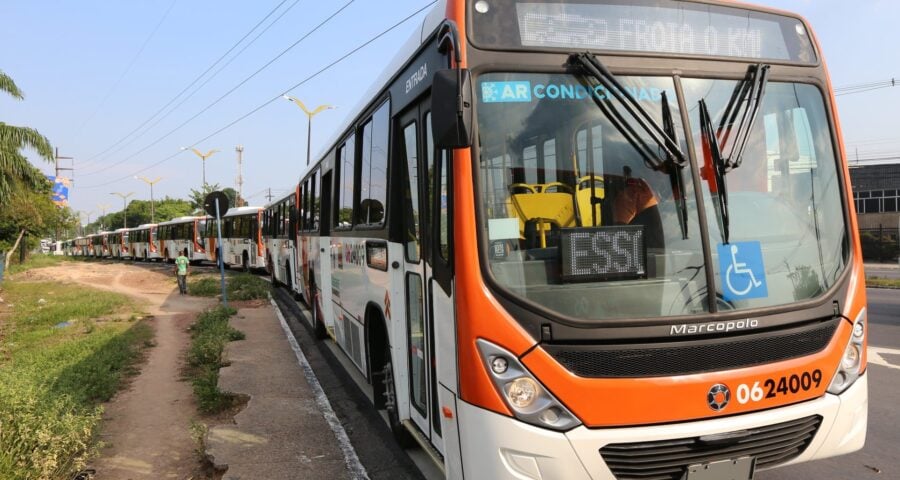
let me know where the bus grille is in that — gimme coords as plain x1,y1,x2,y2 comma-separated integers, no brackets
544,319,838,377
599,415,822,480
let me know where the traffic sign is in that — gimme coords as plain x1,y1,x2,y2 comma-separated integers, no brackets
204,191,230,218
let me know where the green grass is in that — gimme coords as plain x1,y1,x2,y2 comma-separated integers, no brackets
5,254,74,275
187,273,270,301
0,280,150,480
866,276,900,288
186,306,245,414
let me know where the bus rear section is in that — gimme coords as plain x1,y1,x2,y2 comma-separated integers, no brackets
129,224,161,262
217,207,266,270
158,216,207,263
111,228,131,259
263,190,300,293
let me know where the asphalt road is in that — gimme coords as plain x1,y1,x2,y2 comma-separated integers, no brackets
865,263,900,280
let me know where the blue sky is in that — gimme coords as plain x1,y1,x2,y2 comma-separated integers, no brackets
2,0,899,219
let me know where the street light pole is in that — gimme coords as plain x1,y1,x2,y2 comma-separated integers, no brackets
97,204,110,231
282,96,335,166
135,176,163,223
111,192,134,229
79,211,93,236
181,147,219,186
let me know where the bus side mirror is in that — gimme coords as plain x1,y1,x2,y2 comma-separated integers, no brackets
432,68,473,149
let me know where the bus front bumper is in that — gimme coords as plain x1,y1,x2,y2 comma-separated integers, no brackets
456,373,867,480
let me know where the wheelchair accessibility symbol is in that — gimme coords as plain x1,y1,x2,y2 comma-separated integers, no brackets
717,241,768,301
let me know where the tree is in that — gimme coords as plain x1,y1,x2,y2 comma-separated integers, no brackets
85,197,193,233
188,183,245,211
0,70,54,206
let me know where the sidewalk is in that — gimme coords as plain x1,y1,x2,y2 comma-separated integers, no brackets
205,303,352,480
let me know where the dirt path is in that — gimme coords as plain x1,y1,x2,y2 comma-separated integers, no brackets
20,261,215,479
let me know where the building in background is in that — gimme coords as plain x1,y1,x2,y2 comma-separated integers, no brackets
849,163,900,261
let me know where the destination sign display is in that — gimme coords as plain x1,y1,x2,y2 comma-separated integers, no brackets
559,225,646,282
470,0,816,64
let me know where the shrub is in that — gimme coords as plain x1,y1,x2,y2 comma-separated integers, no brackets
187,306,244,414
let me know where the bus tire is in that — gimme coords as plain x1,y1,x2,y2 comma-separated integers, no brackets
381,354,415,448
242,252,249,272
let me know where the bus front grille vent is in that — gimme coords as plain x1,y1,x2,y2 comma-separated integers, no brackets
599,415,822,480
544,318,838,377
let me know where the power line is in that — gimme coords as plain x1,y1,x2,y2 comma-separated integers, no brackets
835,78,898,96
79,0,296,171
80,1,436,189
76,0,179,135
86,0,307,172
80,0,355,179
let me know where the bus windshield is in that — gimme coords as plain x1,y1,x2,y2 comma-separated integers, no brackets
475,72,847,321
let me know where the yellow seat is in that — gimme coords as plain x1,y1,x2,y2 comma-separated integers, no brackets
575,175,604,226
507,182,576,248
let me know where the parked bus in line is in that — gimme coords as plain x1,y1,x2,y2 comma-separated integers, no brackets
158,216,208,264
263,189,300,293
89,233,110,258
74,236,90,256
280,1,869,478
108,228,131,259
128,223,161,262
206,206,266,271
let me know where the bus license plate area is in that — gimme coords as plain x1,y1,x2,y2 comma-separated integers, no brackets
685,456,755,480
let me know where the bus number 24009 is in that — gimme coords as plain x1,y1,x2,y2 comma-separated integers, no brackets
735,370,823,404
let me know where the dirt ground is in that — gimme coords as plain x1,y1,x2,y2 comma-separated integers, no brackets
19,261,217,479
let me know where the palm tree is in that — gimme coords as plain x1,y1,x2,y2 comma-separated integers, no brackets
0,69,54,205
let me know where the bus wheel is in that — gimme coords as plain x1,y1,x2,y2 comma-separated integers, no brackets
381,355,415,448
312,292,326,340
242,252,249,272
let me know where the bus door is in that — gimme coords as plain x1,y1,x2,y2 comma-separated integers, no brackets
317,171,334,331
398,102,444,453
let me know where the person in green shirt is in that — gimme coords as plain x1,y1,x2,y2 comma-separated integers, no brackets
175,253,190,295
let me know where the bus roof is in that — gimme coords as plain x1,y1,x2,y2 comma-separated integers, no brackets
223,206,263,218
158,216,201,225
304,0,446,177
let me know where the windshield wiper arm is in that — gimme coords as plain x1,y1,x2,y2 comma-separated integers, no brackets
718,64,770,170
700,99,730,244
661,91,689,239
571,52,687,169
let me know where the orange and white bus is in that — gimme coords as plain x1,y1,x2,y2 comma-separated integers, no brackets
109,228,131,259
288,1,867,478
263,189,300,293
129,223,161,262
90,232,110,258
158,216,208,264
206,206,266,271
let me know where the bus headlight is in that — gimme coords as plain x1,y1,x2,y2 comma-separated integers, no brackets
828,308,866,395
476,339,581,432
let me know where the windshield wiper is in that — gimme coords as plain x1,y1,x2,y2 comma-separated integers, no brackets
698,64,770,244
661,91,689,239
717,64,770,170
571,52,689,236
699,98,730,244
572,52,687,171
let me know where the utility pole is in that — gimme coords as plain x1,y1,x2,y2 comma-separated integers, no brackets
54,148,74,241
235,145,244,206
266,188,273,203
55,147,75,181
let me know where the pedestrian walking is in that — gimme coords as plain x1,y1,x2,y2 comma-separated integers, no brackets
175,252,190,295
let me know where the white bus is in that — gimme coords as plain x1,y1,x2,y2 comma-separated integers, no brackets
206,206,265,270
129,224,161,262
263,189,300,293
90,233,111,258
109,228,131,259
158,216,208,264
